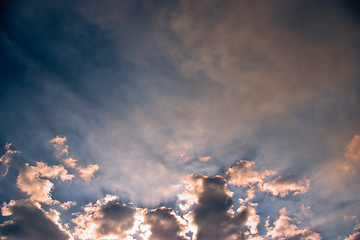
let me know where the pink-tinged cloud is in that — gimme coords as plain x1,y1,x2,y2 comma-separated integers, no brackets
78,164,99,181
266,207,321,240
50,136,69,157
345,225,360,240
50,137,99,182
0,143,20,178
72,195,138,240
59,201,77,210
261,175,310,197
227,160,276,187
16,162,73,204
341,134,360,174
198,156,210,162
0,199,72,240
237,203,260,237
63,157,78,168
345,135,360,162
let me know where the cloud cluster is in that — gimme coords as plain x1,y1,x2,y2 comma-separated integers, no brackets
227,160,310,198
50,136,99,181
266,208,321,240
6,138,360,239
0,199,72,240
72,195,139,240
17,162,73,204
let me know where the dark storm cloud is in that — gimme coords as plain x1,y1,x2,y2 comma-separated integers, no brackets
188,175,249,240
95,201,136,237
144,207,187,240
0,200,70,240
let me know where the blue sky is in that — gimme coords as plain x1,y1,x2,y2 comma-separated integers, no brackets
1,0,360,239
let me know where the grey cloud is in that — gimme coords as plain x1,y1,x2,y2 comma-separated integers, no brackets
190,175,248,240
72,195,137,239
95,201,136,237
0,200,70,240
144,207,187,240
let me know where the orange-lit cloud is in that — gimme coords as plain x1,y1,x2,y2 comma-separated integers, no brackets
78,164,99,182
50,137,99,181
266,207,321,239
227,160,276,187
341,134,360,174
261,175,310,197
72,195,138,240
50,136,69,157
16,162,73,204
345,224,360,240
198,156,210,162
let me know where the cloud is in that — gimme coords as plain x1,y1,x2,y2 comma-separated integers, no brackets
266,207,321,240
345,224,360,240
144,207,188,240
345,135,360,162
0,199,72,240
59,201,77,210
16,162,73,204
227,160,276,187
261,175,310,197
72,195,138,240
198,156,210,162
179,175,249,240
78,164,99,182
237,203,260,237
0,143,20,178
341,134,360,174
50,136,69,157
50,137,99,181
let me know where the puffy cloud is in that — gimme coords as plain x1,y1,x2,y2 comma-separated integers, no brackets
227,160,276,187
78,164,99,182
0,143,20,178
266,208,321,240
144,207,188,240
237,203,260,237
179,175,249,240
228,160,310,198
16,162,73,204
261,175,310,197
72,195,138,240
51,137,99,181
59,201,77,210
345,232,360,240
345,224,360,240
50,136,69,157
0,199,72,240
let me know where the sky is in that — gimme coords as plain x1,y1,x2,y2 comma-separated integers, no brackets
1,0,360,239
